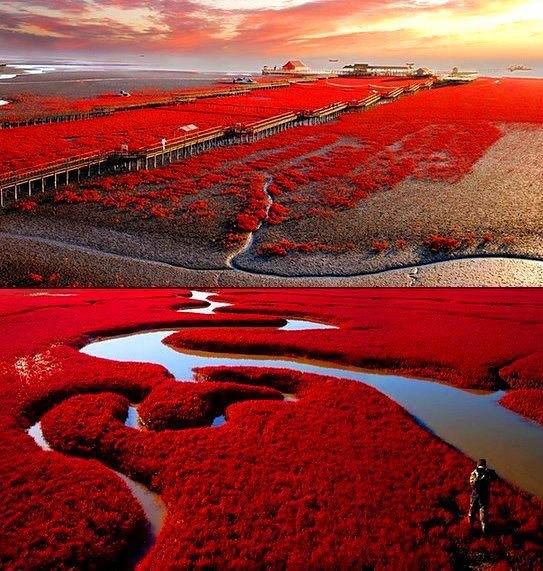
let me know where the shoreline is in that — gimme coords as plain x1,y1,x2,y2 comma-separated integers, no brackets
2,230,543,286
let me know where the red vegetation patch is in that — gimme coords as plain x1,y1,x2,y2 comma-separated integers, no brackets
25,272,61,287
17,78,541,254
258,239,355,257
1,289,542,569
39,366,543,570
0,78,385,175
175,289,543,392
27,272,44,285
234,174,269,232
236,212,262,232
148,204,170,219
137,380,283,430
1,445,147,569
371,239,390,253
54,188,103,204
8,77,539,188
186,198,215,220
267,202,290,225
424,233,462,253
500,390,543,426
421,232,520,256
15,198,38,212
0,289,280,569
258,239,318,257
0,78,288,123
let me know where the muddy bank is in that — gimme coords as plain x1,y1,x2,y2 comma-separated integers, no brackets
1,205,233,269
2,124,542,286
2,230,543,286
233,125,543,276
0,67,224,98
0,232,224,287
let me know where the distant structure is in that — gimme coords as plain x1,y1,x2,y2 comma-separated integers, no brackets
262,60,311,75
282,60,310,73
507,64,532,72
179,124,198,133
342,63,433,77
437,67,479,83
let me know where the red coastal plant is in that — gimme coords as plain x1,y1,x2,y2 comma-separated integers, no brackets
500,390,543,426
1,290,543,569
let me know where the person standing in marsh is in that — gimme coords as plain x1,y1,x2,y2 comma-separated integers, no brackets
468,459,497,533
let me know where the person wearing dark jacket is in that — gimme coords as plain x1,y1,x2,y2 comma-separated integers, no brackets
468,459,497,533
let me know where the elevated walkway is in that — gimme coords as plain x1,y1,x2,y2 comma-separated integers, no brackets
1,79,443,209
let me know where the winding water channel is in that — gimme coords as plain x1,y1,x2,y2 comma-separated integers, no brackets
226,177,274,270
82,291,543,500
27,419,166,538
27,290,543,560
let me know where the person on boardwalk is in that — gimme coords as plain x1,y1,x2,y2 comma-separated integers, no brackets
468,459,497,533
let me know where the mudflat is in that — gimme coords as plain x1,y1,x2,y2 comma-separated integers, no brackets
1,78,542,286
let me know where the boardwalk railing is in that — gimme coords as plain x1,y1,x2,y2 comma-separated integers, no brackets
0,79,440,209
0,80,297,129
234,112,299,143
122,127,230,172
0,152,112,207
0,128,230,208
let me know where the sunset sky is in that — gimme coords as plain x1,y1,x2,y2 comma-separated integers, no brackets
1,0,542,69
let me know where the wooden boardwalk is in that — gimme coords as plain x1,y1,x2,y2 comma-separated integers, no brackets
0,79,293,129
0,79,435,209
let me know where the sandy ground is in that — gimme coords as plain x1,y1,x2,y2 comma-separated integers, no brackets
0,67,224,98
0,202,235,269
1,232,542,287
235,124,543,276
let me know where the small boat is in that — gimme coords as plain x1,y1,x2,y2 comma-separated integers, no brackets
234,76,255,84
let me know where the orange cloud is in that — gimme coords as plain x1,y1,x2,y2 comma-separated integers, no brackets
0,0,541,64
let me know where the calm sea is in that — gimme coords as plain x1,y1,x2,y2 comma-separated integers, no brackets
1,59,541,99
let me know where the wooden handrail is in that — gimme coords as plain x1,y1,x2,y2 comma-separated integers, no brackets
0,82,294,130
0,81,436,191
137,126,227,154
0,152,110,184
244,112,297,129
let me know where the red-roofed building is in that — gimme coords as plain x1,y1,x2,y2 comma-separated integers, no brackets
262,60,311,75
282,60,309,73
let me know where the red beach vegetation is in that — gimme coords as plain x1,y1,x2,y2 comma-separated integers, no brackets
0,288,542,569
11,78,540,238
